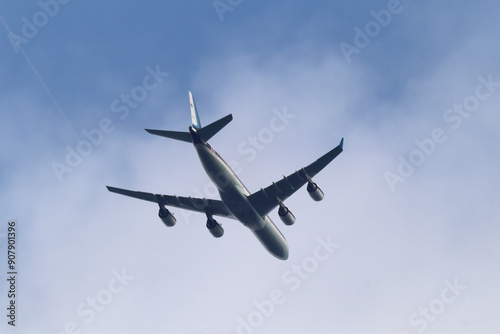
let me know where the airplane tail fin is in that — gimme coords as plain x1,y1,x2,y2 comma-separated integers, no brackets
145,91,232,143
189,91,201,129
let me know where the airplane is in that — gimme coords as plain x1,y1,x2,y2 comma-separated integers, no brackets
106,91,343,260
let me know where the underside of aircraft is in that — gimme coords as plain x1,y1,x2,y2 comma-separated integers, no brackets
107,91,344,260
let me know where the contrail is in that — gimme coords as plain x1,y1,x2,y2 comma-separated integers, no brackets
0,13,79,140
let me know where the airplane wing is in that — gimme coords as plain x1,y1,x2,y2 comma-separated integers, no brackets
106,186,236,219
247,138,343,217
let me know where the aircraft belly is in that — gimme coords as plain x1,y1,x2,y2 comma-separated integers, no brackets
221,189,289,260
197,148,235,191
196,145,260,226
219,188,265,230
195,143,288,260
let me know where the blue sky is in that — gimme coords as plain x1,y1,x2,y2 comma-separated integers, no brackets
1,0,500,333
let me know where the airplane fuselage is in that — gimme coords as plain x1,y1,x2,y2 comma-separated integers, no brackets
189,127,289,260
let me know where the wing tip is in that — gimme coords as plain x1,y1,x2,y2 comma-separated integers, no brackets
340,137,344,149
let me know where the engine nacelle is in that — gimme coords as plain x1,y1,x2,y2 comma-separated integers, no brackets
307,182,324,201
206,217,224,238
158,207,176,227
278,205,296,226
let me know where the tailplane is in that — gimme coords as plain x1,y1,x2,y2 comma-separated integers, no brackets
145,91,232,143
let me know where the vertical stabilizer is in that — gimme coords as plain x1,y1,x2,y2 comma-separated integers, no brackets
189,91,201,129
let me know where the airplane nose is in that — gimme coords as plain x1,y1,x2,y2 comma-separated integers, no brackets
278,247,289,260
253,219,290,260
272,243,289,260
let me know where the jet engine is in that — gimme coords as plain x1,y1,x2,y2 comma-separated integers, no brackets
307,181,324,201
158,207,176,227
278,204,296,226
206,216,224,238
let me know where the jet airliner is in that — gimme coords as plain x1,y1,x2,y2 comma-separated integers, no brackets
106,92,343,260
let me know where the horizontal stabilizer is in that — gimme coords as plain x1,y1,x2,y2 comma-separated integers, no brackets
146,114,233,143
145,129,192,142
198,114,233,141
